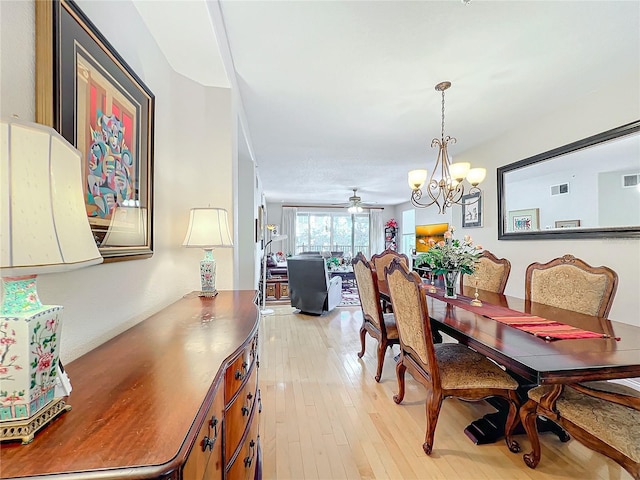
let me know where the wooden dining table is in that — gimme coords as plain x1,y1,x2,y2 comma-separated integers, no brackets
377,278,640,443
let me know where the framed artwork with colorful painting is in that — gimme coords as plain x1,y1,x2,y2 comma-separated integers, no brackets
508,208,540,232
36,0,155,261
415,223,449,252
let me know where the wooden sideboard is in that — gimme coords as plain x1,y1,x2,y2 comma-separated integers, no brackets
0,291,261,480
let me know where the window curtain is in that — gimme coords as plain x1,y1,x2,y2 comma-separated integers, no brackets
281,206,297,256
369,209,384,255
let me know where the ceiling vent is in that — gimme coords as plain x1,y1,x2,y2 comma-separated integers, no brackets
550,183,569,196
622,173,640,188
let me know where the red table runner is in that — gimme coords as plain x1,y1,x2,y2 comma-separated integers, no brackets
424,286,617,341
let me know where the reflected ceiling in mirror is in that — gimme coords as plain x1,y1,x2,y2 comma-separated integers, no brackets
498,121,640,239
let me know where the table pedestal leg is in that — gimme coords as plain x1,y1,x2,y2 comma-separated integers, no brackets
464,393,570,445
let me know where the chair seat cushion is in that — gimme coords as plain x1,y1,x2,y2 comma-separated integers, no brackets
435,343,519,390
382,313,398,339
529,382,640,463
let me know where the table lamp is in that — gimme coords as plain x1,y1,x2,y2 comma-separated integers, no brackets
182,208,233,297
0,118,103,444
260,233,287,315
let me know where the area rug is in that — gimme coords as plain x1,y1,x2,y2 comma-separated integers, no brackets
338,288,360,307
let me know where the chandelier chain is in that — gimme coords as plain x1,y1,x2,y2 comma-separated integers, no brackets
441,88,446,141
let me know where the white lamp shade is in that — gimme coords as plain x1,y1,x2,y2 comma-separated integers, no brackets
0,118,103,276
408,169,428,190
449,162,471,181
466,167,487,185
182,207,234,248
102,207,148,247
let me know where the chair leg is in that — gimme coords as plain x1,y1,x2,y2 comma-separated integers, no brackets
374,341,386,382
393,357,406,404
521,399,542,469
503,391,521,453
357,324,366,358
423,391,443,455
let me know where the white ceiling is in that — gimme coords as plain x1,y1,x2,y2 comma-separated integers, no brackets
134,0,640,207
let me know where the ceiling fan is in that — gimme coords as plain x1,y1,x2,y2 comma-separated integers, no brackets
334,188,376,213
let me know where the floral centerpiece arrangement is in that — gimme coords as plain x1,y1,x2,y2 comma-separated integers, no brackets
414,227,482,298
385,218,398,229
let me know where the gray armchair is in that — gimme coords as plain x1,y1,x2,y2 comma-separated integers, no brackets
287,256,342,315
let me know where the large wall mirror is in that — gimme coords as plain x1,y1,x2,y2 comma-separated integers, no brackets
498,120,640,239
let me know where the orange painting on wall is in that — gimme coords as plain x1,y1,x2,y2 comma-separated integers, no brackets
415,223,449,252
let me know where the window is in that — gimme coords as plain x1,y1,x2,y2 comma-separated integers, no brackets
401,209,415,256
296,211,370,258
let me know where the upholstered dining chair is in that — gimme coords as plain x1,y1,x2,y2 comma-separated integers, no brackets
352,253,399,382
521,381,640,479
525,254,618,317
370,248,409,312
370,248,410,285
460,250,511,294
384,259,521,455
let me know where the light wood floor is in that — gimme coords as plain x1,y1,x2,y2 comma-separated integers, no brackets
258,304,632,480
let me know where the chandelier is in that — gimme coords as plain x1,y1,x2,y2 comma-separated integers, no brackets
408,81,486,213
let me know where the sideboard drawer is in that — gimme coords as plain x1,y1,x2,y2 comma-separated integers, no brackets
225,335,258,402
226,413,259,480
265,283,277,299
183,381,224,480
225,365,258,460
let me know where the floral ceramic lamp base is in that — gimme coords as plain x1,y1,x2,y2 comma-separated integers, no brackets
0,275,71,444
199,249,218,297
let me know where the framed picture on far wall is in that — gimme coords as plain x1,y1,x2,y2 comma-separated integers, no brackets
461,192,482,228
508,208,540,232
35,0,155,262
415,223,449,252
555,219,581,229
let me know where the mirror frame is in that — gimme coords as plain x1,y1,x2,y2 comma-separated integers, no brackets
498,120,640,240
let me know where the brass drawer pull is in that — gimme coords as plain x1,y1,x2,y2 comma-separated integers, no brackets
201,416,219,452
243,439,256,468
234,361,249,380
241,392,254,416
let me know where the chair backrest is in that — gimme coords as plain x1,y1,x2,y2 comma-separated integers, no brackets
287,256,331,314
370,248,410,284
525,254,618,317
461,250,511,294
352,253,384,332
287,256,329,289
384,259,441,388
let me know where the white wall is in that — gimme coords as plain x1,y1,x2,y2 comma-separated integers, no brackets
507,169,598,230
0,0,247,362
